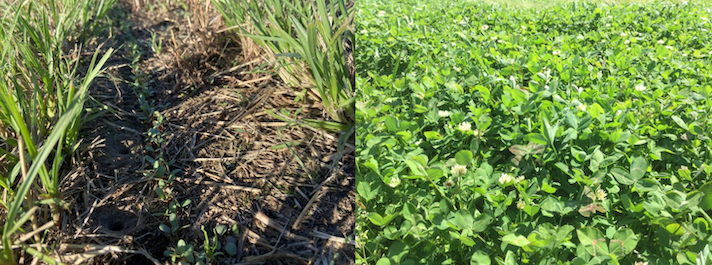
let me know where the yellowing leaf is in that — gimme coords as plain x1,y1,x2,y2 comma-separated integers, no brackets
502,234,531,247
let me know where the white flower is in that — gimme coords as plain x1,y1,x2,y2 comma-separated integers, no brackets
481,25,489,31
635,261,649,265
577,104,587,112
552,50,561,56
601,39,606,43
359,29,368,35
577,35,584,41
451,165,467,177
490,36,498,41
620,33,627,37
682,53,688,57
515,176,525,183
438,110,451,117
499,173,514,185
665,45,674,50
388,176,401,188
635,85,646,91
681,165,689,171
517,200,525,210
596,189,607,201
624,39,630,45
458,121,472,132
473,129,483,138
415,140,422,145
657,39,665,44
497,39,504,43
377,10,386,17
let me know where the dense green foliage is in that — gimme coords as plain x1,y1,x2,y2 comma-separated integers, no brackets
356,0,712,264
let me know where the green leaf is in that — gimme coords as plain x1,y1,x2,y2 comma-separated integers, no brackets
541,117,559,146
589,150,604,173
699,181,712,210
610,167,634,185
523,205,540,217
473,85,491,103
376,258,392,265
542,182,557,193
525,133,548,145
689,123,704,135
665,223,685,236
396,131,412,142
449,210,475,230
424,131,443,140
472,213,493,233
368,213,395,227
629,156,647,181
215,225,227,235
387,241,409,263
565,111,578,128
455,150,474,166
413,104,428,113
404,160,426,176
589,103,605,121
427,168,444,180
577,227,607,256
671,115,688,131
540,197,574,215
470,250,491,265
357,181,376,202
634,178,661,193
459,230,476,247
502,234,531,247
159,224,171,234
665,190,686,210
224,242,237,256
609,229,638,257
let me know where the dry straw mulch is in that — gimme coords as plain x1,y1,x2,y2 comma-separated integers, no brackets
52,0,354,264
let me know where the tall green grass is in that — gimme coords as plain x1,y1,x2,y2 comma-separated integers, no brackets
0,0,114,263
213,0,355,135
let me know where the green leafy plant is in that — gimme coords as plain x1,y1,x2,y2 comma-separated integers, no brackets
201,225,224,260
164,239,205,265
158,199,192,235
162,224,233,265
149,29,163,54
356,0,712,264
